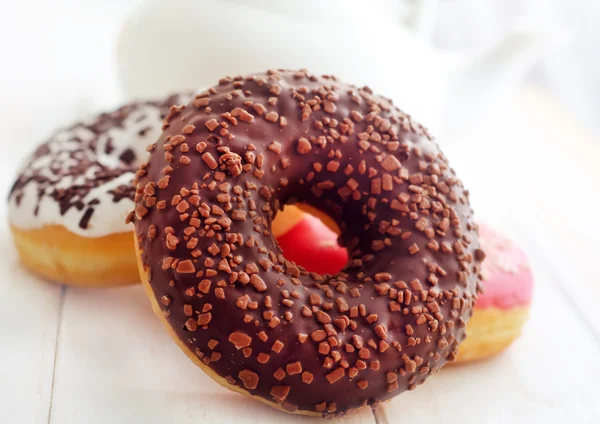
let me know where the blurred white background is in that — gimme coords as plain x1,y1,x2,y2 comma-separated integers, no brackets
434,0,599,139
1,0,597,140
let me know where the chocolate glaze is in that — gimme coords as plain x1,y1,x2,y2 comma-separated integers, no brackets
131,70,483,417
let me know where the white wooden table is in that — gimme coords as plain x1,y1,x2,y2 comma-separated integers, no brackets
0,86,599,423
2,1,599,421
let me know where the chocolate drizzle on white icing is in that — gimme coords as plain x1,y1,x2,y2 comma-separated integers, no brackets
8,93,193,237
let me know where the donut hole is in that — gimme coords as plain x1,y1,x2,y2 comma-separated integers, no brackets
274,204,348,275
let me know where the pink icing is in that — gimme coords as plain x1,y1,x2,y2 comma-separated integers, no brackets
476,224,534,310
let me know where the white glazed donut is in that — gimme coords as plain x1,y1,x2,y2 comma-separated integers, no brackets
8,93,193,286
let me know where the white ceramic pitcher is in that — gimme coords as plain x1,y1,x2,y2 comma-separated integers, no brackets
117,0,565,138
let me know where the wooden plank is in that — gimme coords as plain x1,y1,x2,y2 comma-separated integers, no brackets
378,234,600,424
0,222,64,424
49,285,375,423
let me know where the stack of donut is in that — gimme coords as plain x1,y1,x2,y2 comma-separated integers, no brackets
7,69,532,417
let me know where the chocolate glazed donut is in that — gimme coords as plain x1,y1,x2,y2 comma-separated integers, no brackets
129,70,484,417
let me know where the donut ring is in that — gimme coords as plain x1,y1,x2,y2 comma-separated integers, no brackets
8,93,191,286
130,70,484,417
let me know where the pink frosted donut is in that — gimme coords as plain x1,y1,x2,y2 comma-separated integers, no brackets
274,210,532,364
451,223,533,363
277,214,348,276
475,224,533,310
